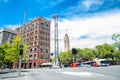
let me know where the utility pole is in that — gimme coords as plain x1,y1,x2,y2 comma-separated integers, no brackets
18,11,26,76
53,14,59,66
18,45,24,76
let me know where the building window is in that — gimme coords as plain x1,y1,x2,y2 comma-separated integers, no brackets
46,49,48,53
34,54,37,60
40,48,43,52
34,48,37,52
34,41,37,45
30,48,32,53
30,55,32,60
35,36,37,39
36,22,38,25
45,55,49,59
32,24,34,27
46,23,48,27
41,22,44,25
40,54,43,59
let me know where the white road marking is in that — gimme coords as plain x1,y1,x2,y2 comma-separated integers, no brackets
61,72,92,76
60,71,105,77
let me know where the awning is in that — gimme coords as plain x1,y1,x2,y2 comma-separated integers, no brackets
41,62,53,65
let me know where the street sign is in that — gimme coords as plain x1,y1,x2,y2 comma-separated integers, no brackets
20,44,24,49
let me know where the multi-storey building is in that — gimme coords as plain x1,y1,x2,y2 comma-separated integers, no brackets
0,28,17,45
64,32,70,52
16,17,50,68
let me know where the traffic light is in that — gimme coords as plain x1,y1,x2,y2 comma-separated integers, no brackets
72,48,77,55
20,49,23,55
51,53,53,56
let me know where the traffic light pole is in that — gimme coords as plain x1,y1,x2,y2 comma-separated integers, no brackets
73,55,74,64
18,55,22,76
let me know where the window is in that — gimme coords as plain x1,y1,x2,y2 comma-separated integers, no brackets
30,48,32,53
40,54,43,59
34,41,37,45
30,55,32,60
46,23,48,27
41,22,44,25
46,49,48,53
34,54,37,60
35,36,37,39
36,22,38,25
40,48,43,52
32,24,34,27
34,48,37,52
45,55,49,59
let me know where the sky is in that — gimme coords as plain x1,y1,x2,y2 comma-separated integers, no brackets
0,0,120,52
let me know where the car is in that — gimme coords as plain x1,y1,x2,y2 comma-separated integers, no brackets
92,62,100,67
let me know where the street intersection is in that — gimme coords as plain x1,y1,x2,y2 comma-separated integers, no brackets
0,66,120,80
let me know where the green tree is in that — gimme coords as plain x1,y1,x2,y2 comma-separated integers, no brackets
112,33,120,50
95,43,115,59
112,34,120,60
81,48,95,60
0,35,28,68
75,48,83,62
0,47,5,69
4,35,22,64
59,50,72,64
0,42,10,69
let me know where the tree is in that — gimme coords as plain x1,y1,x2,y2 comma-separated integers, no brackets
0,42,10,69
112,34,120,60
95,43,115,59
0,35,28,68
59,50,72,64
0,47,5,69
75,48,83,62
81,48,95,61
112,33,120,50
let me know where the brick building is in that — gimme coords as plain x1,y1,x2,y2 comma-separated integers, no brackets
16,17,50,68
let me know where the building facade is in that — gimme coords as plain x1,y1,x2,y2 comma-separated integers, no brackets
16,17,50,68
0,28,17,45
64,32,70,52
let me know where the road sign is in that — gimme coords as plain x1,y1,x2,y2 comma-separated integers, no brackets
20,44,24,49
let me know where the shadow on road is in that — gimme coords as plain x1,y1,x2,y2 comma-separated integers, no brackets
0,75,25,79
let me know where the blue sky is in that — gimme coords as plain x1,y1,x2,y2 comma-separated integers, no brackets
0,0,120,51
0,0,120,26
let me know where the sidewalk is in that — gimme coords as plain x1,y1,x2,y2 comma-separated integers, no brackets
0,69,16,74
0,69,30,80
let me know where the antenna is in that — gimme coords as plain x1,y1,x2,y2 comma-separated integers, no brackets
24,10,26,24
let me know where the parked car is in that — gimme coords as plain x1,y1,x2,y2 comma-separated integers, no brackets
92,62,100,67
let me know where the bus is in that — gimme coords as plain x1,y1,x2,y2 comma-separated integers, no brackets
93,59,110,67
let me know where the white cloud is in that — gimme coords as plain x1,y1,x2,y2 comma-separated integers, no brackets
50,11,120,52
61,0,104,17
2,24,21,30
81,0,104,10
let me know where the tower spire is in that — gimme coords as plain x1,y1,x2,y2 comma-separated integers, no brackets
64,29,70,52
66,29,68,34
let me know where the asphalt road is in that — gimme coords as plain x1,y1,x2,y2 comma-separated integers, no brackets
26,66,120,80
0,66,120,80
